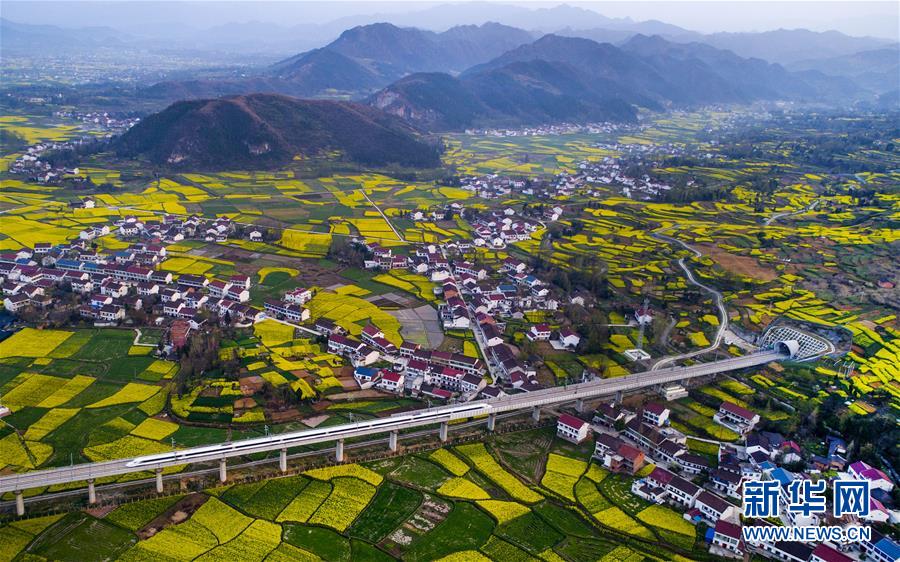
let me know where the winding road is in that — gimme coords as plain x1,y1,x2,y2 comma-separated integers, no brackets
650,229,729,371
764,198,820,227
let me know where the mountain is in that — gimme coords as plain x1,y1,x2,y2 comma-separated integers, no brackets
323,23,446,79
622,34,863,100
115,93,441,170
464,35,674,107
271,48,385,94
0,17,130,55
695,29,893,66
334,3,696,37
621,34,806,100
370,33,866,131
272,22,534,88
141,22,535,103
369,52,641,131
787,46,900,94
370,73,492,130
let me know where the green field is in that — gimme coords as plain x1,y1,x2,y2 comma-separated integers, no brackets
1,433,702,561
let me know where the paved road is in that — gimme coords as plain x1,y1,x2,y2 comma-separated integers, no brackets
0,349,785,495
650,230,729,370
764,198,820,227
435,243,502,381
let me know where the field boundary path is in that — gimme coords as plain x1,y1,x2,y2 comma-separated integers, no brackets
131,328,156,348
361,189,406,243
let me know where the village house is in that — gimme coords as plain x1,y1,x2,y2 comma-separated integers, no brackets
552,327,581,349
556,414,590,444
666,476,701,508
263,299,310,322
376,371,405,393
607,443,645,475
861,531,900,562
848,460,894,492
694,490,737,524
809,544,854,562
459,373,486,395
641,403,670,427
527,323,551,341
711,520,743,556
713,401,760,435
710,468,744,498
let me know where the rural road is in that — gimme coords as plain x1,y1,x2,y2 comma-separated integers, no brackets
764,198,820,226
650,229,729,371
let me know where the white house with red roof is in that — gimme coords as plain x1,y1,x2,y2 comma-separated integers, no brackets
642,402,670,426
713,401,760,435
284,287,313,305
376,371,405,393
527,323,551,341
694,490,738,524
556,414,590,443
230,274,251,290
553,327,581,349
360,324,384,346
711,519,743,556
647,466,675,489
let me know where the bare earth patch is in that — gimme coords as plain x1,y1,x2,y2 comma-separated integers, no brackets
696,243,778,282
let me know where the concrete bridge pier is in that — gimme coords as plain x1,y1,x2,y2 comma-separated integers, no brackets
439,421,449,442
532,406,541,422
279,448,288,473
389,431,398,452
87,479,96,504
614,390,623,405
156,469,164,494
575,398,585,412
219,459,227,483
15,491,24,517
335,439,345,462
486,413,496,431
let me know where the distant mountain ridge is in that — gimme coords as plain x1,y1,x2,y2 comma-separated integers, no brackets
787,46,900,94
143,22,535,102
115,93,441,170
11,15,887,129
369,33,861,131
273,22,535,85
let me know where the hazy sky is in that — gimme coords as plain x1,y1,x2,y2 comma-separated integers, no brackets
3,1,898,38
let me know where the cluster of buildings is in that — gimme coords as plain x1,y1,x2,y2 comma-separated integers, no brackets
468,208,549,247
457,172,583,202
576,156,678,200
554,399,899,561
325,319,497,401
8,154,91,186
110,212,238,245
462,122,625,137
52,110,140,131
0,226,267,331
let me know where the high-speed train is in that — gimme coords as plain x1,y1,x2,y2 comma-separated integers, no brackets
125,402,492,468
